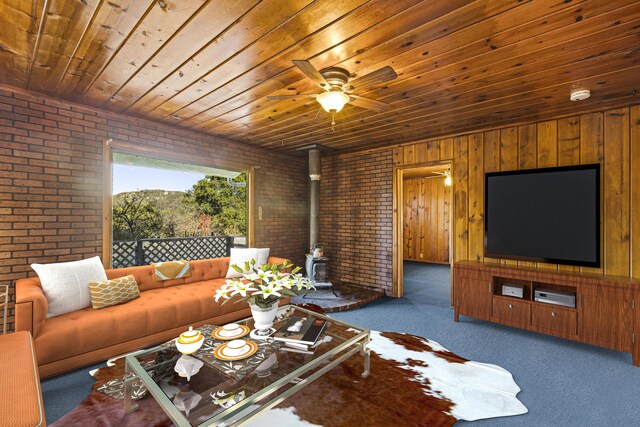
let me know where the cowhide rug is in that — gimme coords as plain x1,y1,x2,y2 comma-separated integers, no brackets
50,332,527,427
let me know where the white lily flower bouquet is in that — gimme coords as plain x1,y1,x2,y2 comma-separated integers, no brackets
214,259,315,309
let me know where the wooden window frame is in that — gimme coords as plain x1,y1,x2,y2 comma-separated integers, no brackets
102,139,255,268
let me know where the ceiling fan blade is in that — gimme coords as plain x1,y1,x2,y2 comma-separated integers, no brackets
292,60,329,89
267,94,318,100
349,66,397,90
349,95,391,113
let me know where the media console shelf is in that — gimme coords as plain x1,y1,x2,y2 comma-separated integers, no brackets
453,261,639,366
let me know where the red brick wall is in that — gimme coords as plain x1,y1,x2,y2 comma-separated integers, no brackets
320,150,393,294
0,85,308,331
254,167,309,262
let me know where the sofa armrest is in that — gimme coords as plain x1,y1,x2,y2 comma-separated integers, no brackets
15,279,47,338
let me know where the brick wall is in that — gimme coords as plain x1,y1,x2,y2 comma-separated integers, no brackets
320,150,393,294
254,167,309,262
0,85,308,332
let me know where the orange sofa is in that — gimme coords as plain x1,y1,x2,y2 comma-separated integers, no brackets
15,256,289,378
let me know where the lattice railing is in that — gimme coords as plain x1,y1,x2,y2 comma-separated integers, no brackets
112,240,137,269
112,235,245,268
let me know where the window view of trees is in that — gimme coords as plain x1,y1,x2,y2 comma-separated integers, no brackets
112,173,246,241
189,174,247,236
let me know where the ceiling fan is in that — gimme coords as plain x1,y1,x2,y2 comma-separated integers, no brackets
268,60,398,127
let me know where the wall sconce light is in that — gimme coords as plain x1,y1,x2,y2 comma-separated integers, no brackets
444,169,452,186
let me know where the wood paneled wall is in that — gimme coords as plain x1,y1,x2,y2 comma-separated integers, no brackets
394,105,640,280
403,176,451,264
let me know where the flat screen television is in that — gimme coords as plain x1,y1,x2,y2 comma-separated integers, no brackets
484,164,600,267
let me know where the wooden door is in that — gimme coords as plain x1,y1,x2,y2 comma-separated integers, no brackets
403,176,451,263
580,285,634,352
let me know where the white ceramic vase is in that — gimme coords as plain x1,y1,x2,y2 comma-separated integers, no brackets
249,302,278,336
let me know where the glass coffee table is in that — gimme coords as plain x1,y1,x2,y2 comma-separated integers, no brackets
124,305,370,426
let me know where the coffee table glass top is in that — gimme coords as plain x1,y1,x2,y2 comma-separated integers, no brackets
124,304,370,427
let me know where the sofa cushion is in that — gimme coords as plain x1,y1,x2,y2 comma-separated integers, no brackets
226,248,270,278
226,248,258,278
31,256,107,318
34,278,238,365
88,275,140,309
255,248,270,267
108,257,231,292
153,260,191,281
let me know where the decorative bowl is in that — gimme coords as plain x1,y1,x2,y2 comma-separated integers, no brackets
177,326,203,345
175,335,204,355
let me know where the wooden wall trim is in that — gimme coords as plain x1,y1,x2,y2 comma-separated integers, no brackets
392,161,453,297
247,167,255,248
101,139,113,269
631,107,640,279
392,167,402,297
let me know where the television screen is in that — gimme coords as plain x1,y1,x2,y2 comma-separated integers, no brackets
484,164,600,267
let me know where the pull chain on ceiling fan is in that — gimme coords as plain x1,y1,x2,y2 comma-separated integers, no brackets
267,60,398,128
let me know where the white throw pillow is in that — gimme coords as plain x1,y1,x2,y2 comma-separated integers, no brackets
226,248,270,278
31,256,108,318
255,248,270,267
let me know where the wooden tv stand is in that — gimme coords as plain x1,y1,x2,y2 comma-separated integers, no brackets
453,261,640,366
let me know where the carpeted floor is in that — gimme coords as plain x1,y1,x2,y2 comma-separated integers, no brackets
331,262,640,427
42,261,640,426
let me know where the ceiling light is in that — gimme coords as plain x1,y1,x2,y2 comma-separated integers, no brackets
444,170,452,187
570,88,590,102
316,91,350,113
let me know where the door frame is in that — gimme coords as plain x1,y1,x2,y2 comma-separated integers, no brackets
392,160,454,300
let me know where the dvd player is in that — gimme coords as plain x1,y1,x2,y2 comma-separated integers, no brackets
502,284,524,298
534,288,576,308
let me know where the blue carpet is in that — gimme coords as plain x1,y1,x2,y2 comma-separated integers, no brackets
331,261,640,426
42,261,640,425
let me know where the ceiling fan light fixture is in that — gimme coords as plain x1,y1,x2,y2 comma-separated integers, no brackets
316,91,350,113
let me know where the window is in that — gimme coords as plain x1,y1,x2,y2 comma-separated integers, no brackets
109,152,247,268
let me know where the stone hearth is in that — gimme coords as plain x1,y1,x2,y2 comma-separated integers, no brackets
292,283,384,313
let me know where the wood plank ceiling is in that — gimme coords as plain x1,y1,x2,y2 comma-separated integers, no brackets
1,0,639,153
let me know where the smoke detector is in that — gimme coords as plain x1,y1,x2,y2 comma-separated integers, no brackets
570,88,591,102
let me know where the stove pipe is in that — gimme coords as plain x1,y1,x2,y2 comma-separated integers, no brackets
309,148,321,250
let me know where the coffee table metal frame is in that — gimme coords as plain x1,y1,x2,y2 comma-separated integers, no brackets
123,304,371,426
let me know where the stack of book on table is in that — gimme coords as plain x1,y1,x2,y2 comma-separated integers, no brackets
273,316,328,354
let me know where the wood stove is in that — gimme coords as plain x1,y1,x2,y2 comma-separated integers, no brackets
300,145,333,289
305,254,331,289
